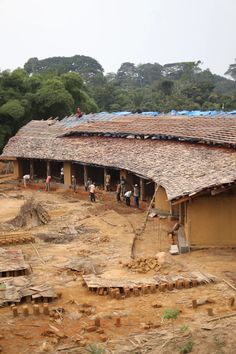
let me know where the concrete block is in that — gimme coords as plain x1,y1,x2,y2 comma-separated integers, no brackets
86,326,96,332
43,304,49,315
150,285,156,293
207,308,214,316
100,334,108,342
94,317,101,327
22,305,29,316
228,297,235,307
115,318,121,327
33,304,40,316
12,306,18,317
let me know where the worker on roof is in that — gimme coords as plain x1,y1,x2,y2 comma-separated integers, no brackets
76,106,83,118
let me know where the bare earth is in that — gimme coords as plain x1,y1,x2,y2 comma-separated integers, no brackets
0,179,236,354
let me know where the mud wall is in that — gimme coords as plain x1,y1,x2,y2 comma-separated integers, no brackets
155,186,171,213
185,194,236,246
64,161,72,185
13,159,23,179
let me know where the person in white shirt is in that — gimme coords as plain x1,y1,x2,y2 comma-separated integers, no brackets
23,174,30,188
124,190,132,206
60,167,64,183
89,182,96,202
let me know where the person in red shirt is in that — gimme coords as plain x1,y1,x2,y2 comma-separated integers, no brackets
45,175,51,192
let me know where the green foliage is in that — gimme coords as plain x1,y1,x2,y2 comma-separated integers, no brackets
1,54,236,153
225,59,236,81
179,339,194,354
213,335,225,354
85,343,105,354
24,55,104,85
180,324,189,333
163,308,180,320
0,66,97,152
0,99,25,120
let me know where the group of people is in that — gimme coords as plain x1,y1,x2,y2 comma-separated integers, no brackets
85,176,140,207
116,178,140,208
23,166,139,207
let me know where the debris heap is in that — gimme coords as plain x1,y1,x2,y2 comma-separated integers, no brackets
10,199,50,228
125,257,161,273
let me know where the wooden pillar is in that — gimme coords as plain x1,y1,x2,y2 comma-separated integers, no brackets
29,160,34,179
104,168,107,190
46,161,51,176
63,161,72,185
13,159,23,179
83,165,88,187
140,178,145,201
120,169,127,181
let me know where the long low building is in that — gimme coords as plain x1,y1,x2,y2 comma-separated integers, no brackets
1,113,236,247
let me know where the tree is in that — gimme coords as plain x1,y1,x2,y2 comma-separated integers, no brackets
137,63,163,86
32,78,74,118
116,62,138,87
61,72,98,113
158,79,174,96
24,55,104,85
225,59,236,81
0,99,25,120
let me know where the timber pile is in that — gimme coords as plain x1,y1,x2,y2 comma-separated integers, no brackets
0,276,58,306
125,257,161,273
0,232,35,246
0,248,30,277
10,199,50,228
83,271,217,298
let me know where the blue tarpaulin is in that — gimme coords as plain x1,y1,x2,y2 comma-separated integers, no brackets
141,111,159,116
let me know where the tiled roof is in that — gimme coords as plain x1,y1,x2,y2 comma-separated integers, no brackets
61,115,236,148
2,120,236,201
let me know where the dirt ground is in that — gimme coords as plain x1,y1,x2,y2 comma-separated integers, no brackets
0,179,236,354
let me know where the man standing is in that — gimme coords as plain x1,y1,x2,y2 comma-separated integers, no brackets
85,177,92,191
105,173,111,191
89,182,96,202
133,184,140,208
120,177,126,199
116,182,121,201
124,190,132,206
45,175,51,192
72,175,77,192
60,167,64,183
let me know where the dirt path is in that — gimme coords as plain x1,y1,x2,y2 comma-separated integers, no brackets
0,181,236,353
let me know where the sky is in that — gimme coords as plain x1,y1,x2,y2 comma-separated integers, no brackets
0,0,235,76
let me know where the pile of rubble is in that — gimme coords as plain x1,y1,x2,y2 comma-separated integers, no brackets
125,257,161,273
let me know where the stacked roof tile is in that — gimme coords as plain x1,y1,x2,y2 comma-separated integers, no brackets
61,115,236,148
